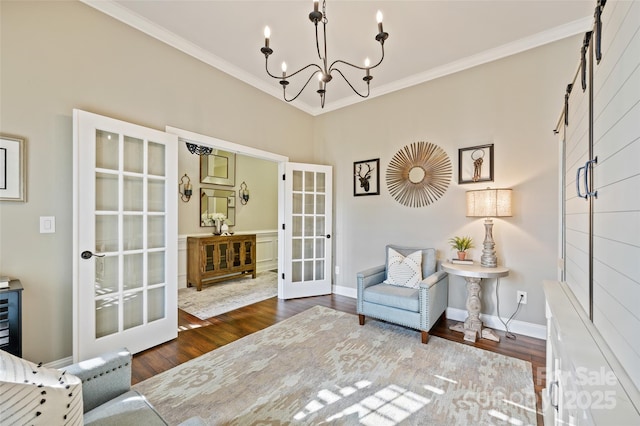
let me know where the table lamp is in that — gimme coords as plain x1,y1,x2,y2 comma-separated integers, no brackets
466,188,512,267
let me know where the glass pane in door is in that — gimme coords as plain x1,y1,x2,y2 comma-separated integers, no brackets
95,298,119,338
96,173,118,211
147,287,165,322
123,136,144,174
123,253,143,290
123,292,143,330
96,130,119,170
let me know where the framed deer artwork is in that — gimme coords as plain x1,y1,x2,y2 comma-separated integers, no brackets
353,158,380,196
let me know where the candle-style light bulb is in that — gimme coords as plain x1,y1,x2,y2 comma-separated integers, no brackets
318,72,323,90
313,0,319,13
264,26,271,48
364,58,371,77
376,11,383,33
281,62,287,78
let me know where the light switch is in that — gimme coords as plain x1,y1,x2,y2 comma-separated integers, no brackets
40,216,56,233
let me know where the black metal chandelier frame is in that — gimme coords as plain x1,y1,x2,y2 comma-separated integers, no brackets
260,0,389,108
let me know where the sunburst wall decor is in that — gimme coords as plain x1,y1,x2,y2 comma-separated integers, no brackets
386,141,452,208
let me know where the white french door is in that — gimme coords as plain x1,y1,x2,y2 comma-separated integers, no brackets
73,109,178,362
279,162,333,299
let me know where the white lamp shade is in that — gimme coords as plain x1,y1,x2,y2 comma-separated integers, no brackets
466,189,512,217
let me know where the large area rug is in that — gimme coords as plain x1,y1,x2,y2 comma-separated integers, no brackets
178,271,277,319
134,306,537,425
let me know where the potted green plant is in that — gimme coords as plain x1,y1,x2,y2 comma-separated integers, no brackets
448,236,474,260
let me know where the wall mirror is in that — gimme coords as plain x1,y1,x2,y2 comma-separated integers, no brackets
200,149,235,186
200,188,235,227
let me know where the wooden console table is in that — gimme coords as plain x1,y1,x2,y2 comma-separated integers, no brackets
187,234,256,291
442,262,509,343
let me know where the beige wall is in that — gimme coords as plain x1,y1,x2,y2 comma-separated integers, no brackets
316,35,580,326
177,145,279,236
1,0,582,363
0,1,310,363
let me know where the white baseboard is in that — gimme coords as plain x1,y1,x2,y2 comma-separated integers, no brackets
333,284,356,299
446,307,547,340
330,288,545,340
46,356,74,369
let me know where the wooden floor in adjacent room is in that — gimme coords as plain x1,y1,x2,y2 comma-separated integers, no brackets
132,294,546,425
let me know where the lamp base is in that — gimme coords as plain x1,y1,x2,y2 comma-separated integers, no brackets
480,218,498,268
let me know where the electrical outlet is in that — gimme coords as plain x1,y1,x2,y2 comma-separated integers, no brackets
517,291,528,305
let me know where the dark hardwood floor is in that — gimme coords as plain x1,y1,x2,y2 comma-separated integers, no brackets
132,294,546,425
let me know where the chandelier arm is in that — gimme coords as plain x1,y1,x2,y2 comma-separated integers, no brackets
265,57,322,80
283,70,322,103
332,68,371,99
264,57,283,80
328,44,385,73
286,63,323,80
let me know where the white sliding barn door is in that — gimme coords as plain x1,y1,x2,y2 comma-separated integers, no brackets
591,0,640,391
563,48,592,315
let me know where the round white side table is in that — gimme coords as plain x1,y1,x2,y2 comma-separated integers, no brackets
441,262,509,343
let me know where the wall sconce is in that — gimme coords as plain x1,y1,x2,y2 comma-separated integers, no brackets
466,188,512,267
179,174,193,202
239,181,250,205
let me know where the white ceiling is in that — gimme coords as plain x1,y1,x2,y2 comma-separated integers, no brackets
82,0,594,115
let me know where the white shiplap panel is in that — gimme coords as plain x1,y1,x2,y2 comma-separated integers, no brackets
594,211,640,247
565,195,591,218
592,0,640,393
594,173,640,213
593,0,639,115
593,235,640,282
594,136,640,200
594,64,640,149
593,257,640,325
594,100,640,166
592,301,640,398
565,231,590,313
565,98,590,172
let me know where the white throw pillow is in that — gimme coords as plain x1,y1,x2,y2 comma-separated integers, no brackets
383,248,423,288
0,350,83,425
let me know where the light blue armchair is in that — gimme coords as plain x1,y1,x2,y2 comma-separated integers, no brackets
357,245,449,344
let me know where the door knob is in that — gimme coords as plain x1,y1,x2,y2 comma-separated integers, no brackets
81,251,105,259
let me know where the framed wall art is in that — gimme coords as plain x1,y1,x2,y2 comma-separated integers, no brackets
0,135,26,202
353,158,380,196
386,141,452,207
458,143,494,184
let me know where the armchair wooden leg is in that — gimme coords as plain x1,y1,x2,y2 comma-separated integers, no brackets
421,331,429,344
358,314,365,326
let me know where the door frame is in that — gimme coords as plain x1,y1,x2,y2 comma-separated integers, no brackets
165,127,291,297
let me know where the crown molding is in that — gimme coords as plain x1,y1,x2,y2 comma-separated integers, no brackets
81,1,591,117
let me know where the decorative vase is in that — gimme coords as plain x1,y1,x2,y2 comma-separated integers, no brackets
213,220,222,235
220,222,229,235
457,251,467,260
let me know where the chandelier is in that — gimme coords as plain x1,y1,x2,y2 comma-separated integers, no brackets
260,0,389,108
